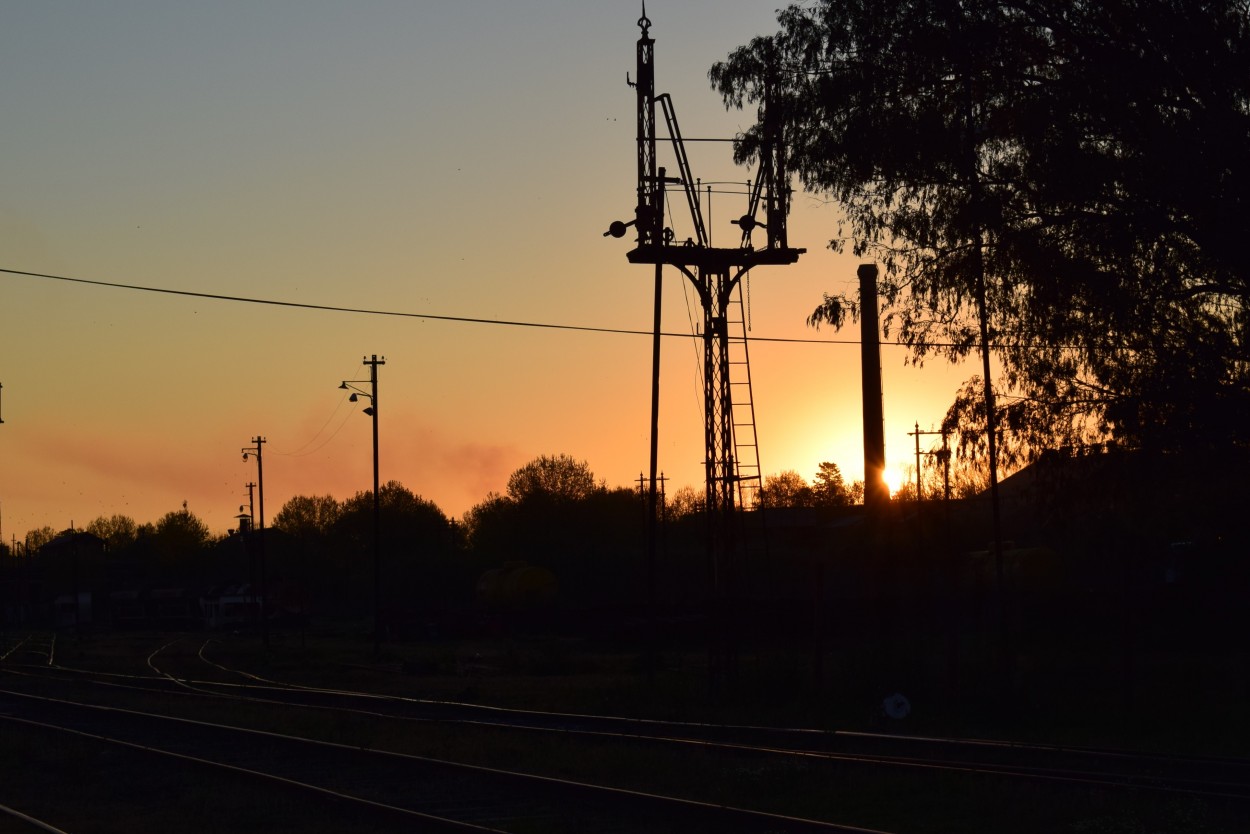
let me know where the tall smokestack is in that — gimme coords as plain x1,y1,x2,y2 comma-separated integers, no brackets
859,264,889,513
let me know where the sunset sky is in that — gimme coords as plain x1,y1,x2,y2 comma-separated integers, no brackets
1,2,972,539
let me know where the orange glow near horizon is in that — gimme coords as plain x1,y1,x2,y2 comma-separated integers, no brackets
0,3,977,540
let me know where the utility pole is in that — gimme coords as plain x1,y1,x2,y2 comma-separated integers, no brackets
239,481,257,631
647,259,663,671
70,520,81,635
341,355,385,655
242,437,267,648
912,423,922,501
908,424,951,502
245,482,256,530
365,355,383,656
911,422,957,700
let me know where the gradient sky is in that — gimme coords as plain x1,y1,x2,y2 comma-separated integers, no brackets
0,2,972,539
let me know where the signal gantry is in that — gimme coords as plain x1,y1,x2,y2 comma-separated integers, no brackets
605,8,804,682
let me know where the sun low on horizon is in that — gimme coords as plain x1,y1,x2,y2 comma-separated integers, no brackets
882,463,909,499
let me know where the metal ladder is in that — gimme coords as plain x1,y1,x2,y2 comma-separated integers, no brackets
726,275,763,511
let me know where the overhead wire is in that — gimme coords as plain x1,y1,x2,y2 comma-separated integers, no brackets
1,265,1013,350
0,266,870,346
661,186,711,410
269,393,356,459
268,358,377,458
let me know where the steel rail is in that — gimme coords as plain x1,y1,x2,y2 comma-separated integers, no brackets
0,686,885,834
11,655,1250,805
186,644,1250,799
0,711,508,833
0,803,72,834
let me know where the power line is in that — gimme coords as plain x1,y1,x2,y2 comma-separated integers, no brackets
3,265,875,346
269,391,357,459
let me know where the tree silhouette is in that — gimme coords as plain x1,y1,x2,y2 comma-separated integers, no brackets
332,481,449,614
465,458,644,609
812,462,856,508
666,485,704,521
24,526,58,553
506,454,599,503
86,514,138,551
462,491,514,555
336,481,445,541
152,504,211,566
273,494,340,540
758,470,814,508
711,0,1250,457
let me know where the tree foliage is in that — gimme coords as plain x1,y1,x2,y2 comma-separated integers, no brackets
813,461,859,507
711,0,1250,460
666,485,704,521
759,463,860,508
152,504,211,563
464,458,642,606
86,514,138,550
25,526,58,553
273,494,340,540
336,480,447,557
758,470,814,508
505,454,600,503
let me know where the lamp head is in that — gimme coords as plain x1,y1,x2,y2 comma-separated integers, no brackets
349,393,358,402
604,219,634,238
362,406,375,417
338,381,348,390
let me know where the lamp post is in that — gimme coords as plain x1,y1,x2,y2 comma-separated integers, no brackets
341,354,384,654
242,437,267,648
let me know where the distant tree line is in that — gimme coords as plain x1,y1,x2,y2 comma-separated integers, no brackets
756,462,863,509
0,453,885,630
6,504,213,578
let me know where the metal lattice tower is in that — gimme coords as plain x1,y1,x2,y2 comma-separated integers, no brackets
606,8,803,682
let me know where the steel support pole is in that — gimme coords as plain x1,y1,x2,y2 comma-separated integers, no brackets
370,356,381,656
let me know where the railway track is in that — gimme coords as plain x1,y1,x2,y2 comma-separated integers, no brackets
2,635,880,834
3,632,1248,833
0,632,55,665
6,687,867,833
48,637,1250,803
0,802,71,834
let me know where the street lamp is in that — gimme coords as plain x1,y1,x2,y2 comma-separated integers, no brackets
242,436,268,648
341,354,385,654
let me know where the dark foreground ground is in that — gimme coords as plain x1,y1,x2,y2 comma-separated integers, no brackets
2,624,1248,833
